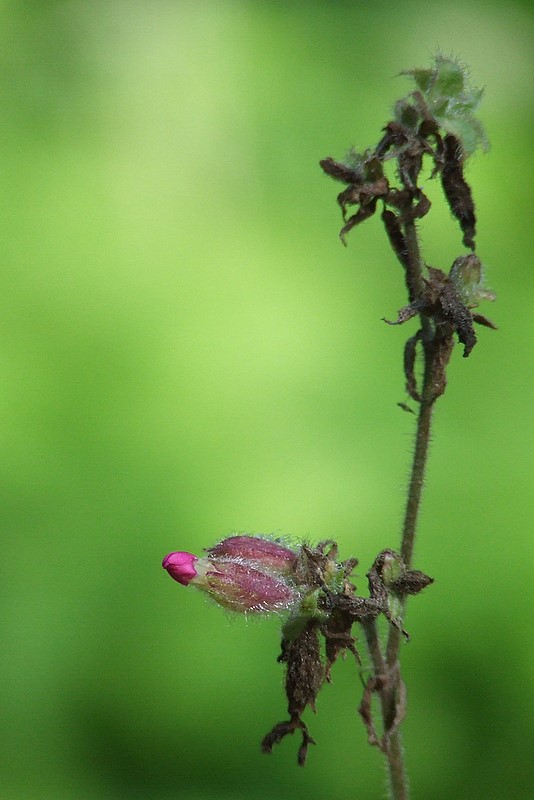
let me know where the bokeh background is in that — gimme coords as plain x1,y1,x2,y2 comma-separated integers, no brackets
2,1,533,798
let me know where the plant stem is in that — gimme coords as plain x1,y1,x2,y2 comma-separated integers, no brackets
399,360,435,570
404,216,426,299
381,350,435,799
363,622,409,799
395,217,434,571
386,734,409,800
382,218,438,799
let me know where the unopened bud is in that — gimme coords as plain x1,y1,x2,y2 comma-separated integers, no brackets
162,551,199,586
204,560,299,614
206,535,297,574
163,535,300,614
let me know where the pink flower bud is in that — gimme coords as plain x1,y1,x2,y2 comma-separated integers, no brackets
204,560,299,613
162,551,199,586
206,535,297,574
162,537,301,614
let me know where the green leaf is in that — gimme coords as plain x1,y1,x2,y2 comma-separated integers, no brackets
432,56,465,98
400,55,487,156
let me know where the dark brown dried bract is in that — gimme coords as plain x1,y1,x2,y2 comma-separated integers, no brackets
382,209,410,271
385,265,493,359
440,134,477,250
261,622,322,766
262,544,433,764
319,157,362,184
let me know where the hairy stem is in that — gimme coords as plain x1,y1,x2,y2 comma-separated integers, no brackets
399,359,435,571
382,349,435,798
392,215,452,584
396,217,434,570
404,218,425,299
386,734,409,800
363,622,409,799
382,218,437,799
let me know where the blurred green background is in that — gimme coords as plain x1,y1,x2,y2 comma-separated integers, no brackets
2,1,533,798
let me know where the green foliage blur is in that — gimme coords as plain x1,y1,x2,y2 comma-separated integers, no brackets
2,2,533,798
